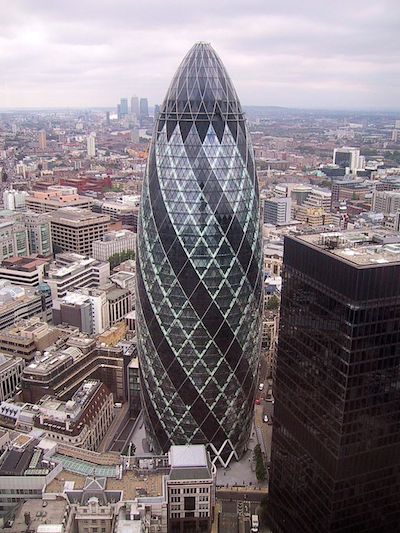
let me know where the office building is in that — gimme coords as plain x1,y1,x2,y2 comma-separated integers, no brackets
274,183,313,205
38,130,47,151
131,95,139,116
303,188,332,210
333,147,364,174
269,230,400,532
21,340,127,403
331,179,375,211
120,98,129,117
93,196,139,229
92,229,136,262
0,281,49,331
53,288,110,335
21,212,53,256
294,206,333,226
0,439,61,518
0,256,49,287
139,97,149,118
0,318,66,361
372,190,400,214
87,132,96,158
0,219,29,261
2,189,29,210
111,270,136,294
26,186,93,213
49,208,110,255
136,43,263,465
45,253,110,300
53,292,93,334
107,287,132,326
167,445,216,532
0,354,24,402
264,197,291,225
59,175,112,194
33,380,114,450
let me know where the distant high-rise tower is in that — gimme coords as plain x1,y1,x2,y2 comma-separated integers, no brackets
139,98,149,118
131,96,139,117
38,130,47,151
153,104,160,120
333,146,362,174
120,98,128,117
269,231,400,533
87,132,96,158
136,42,263,466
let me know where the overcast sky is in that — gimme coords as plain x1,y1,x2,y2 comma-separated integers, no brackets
1,0,399,110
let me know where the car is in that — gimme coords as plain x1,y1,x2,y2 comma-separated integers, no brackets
263,414,269,423
265,397,274,403
258,383,264,391
255,399,261,405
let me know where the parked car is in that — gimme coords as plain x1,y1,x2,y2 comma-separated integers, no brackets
263,414,269,423
255,399,261,405
258,383,264,391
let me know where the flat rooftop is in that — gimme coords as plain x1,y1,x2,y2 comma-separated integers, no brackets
295,230,400,267
1,256,49,271
49,207,110,225
8,498,67,533
46,469,163,500
169,445,208,468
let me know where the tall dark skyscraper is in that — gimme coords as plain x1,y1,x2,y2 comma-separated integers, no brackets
136,42,263,466
269,231,400,533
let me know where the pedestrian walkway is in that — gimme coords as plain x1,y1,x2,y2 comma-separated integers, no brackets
216,422,268,488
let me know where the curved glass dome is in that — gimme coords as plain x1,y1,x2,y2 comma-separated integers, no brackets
136,42,263,466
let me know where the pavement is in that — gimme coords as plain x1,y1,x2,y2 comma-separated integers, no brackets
98,403,129,452
216,375,274,489
129,412,151,455
216,422,267,488
217,488,268,501
217,496,263,533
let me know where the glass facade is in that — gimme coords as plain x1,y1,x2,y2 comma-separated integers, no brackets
136,42,263,466
269,236,400,532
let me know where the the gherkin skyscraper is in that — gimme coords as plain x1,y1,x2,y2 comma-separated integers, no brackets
136,42,263,466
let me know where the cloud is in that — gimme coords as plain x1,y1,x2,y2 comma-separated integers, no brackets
0,0,399,109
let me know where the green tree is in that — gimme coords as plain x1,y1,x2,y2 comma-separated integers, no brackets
253,444,266,481
266,295,280,311
109,249,135,269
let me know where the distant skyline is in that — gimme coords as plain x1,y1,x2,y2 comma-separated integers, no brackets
1,0,399,110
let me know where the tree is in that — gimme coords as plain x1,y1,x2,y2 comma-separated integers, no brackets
253,444,266,481
109,249,135,269
266,295,280,311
